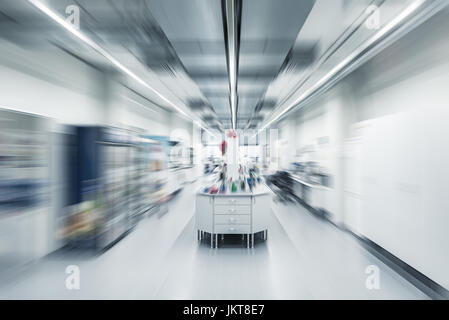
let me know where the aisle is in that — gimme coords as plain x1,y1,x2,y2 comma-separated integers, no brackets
0,182,427,299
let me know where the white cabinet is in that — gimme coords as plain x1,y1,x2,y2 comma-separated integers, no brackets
0,207,50,272
252,194,271,233
214,205,251,215
195,194,213,232
195,187,272,248
214,225,251,234
215,214,251,225
214,197,251,206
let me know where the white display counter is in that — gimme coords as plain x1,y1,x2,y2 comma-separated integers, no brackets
195,184,272,248
290,173,331,213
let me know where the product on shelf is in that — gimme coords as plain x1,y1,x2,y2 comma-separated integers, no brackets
59,126,143,250
209,185,218,194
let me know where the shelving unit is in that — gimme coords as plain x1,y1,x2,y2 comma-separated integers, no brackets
0,109,51,269
141,138,169,207
60,126,142,251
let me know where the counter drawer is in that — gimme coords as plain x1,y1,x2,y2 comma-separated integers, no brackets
214,224,250,234
214,205,251,215
214,197,252,206
215,214,250,225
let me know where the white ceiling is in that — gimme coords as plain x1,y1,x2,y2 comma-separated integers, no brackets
0,0,424,132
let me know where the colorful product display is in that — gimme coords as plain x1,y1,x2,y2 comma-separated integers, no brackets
203,163,262,194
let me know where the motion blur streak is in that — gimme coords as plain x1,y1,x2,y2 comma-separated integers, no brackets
1,0,449,300
28,0,192,120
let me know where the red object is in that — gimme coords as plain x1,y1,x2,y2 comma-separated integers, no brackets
220,140,227,155
226,129,237,138
209,185,218,194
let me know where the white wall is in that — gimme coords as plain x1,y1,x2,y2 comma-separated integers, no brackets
106,80,171,135
348,9,449,290
0,40,177,135
0,41,108,258
192,123,203,178
279,86,349,224
354,63,449,290
0,41,107,126
169,112,194,144
288,8,449,290
278,117,296,170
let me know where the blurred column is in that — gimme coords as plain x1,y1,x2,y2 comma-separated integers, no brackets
225,129,239,180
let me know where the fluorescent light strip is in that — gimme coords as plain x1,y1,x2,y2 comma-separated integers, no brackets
195,120,220,139
258,0,426,133
27,0,217,132
120,95,157,114
226,0,237,130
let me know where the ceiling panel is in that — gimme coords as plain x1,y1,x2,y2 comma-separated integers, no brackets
147,0,227,126
237,0,316,128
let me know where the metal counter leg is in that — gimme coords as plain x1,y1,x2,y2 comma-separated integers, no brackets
210,233,214,249
247,234,249,248
252,233,254,248
215,234,218,249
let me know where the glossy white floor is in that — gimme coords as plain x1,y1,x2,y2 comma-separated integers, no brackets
0,181,428,299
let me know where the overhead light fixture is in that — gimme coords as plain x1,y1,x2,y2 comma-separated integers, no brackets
194,120,220,139
224,0,240,130
258,0,436,134
120,95,158,114
27,0,217,132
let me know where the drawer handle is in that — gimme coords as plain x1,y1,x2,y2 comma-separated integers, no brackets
228,208,236,213
229,199,236,203
229,227,235,231
229,217,236,223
